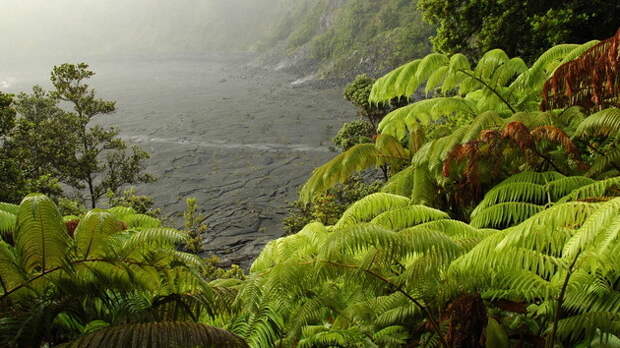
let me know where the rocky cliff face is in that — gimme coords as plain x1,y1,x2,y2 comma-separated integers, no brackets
254,0,433,86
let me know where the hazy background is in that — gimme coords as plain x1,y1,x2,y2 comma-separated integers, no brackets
0,0,286,65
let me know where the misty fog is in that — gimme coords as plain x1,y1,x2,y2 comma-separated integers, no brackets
0,0,283,65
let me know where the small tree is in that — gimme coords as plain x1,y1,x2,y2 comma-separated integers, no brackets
106,187,160,217
183,197,208,253
48,63,154,208
344,74,386,129
0,91,63,202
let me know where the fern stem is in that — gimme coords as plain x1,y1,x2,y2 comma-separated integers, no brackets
583,141,620,172
548,253,580,348
458,69,517,113
0,258,153,301
530,147,567,176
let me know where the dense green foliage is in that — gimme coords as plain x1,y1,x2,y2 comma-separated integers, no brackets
230,33,620,346
418,0,620,62
331,120,375,152
0,194,246,347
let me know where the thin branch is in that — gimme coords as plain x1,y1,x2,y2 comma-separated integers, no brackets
548,253,580,348
530,147,567,176
458,69,517,113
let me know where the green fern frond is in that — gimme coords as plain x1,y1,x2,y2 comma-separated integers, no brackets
15,194,69,273
588,148,620,178
370,59,421,103
372,325,409,346
126,228,188,248
555,312,620,343
472,182,548,218
381,165,414,197
504,269,554,301
562,198,620,259
378,97,478,141
59,321,248,348
559,176,620,202
470,202,545,228
121,213,161,228
499,171,565,185
74,210,118,258
375,133,410,160
475,49,510,80
425,66,448,95
461,111,503,143
323,223,405,260
411,220,491,240
0,210,16,241
411,166,437,206
0,241,26,293
299,144,382,203
0,203,19,215
416,53,450,89
335,193,410,228
370,205,448,231
545,176,595,200
496,202,599,250
106,206,136,219
503,111,556,128
575,108,620,137
516,44,581,90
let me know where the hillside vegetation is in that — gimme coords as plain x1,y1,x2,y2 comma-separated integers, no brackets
259,0,434,80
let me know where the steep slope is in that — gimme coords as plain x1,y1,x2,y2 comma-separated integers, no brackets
257,0,434,83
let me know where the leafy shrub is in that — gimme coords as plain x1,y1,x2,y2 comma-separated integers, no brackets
283,176,382,235
332,120,375,151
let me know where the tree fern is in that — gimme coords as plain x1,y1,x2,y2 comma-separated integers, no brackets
558,176,620,202
0,210,16,241
59,321,248,348
0,194,243,347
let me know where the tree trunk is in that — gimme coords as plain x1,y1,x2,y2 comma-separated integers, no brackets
87,174,96,209
443,293,487,348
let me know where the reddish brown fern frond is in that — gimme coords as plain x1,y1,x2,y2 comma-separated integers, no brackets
530,125,579,155
502,122,533,151
65,219,80,237
479,129,500,143
442,122,584,197
443,142,480,177
542,28,620,111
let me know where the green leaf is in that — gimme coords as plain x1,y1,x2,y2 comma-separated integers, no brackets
74,210,118,258
15,194,68,272
486,317,509,348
